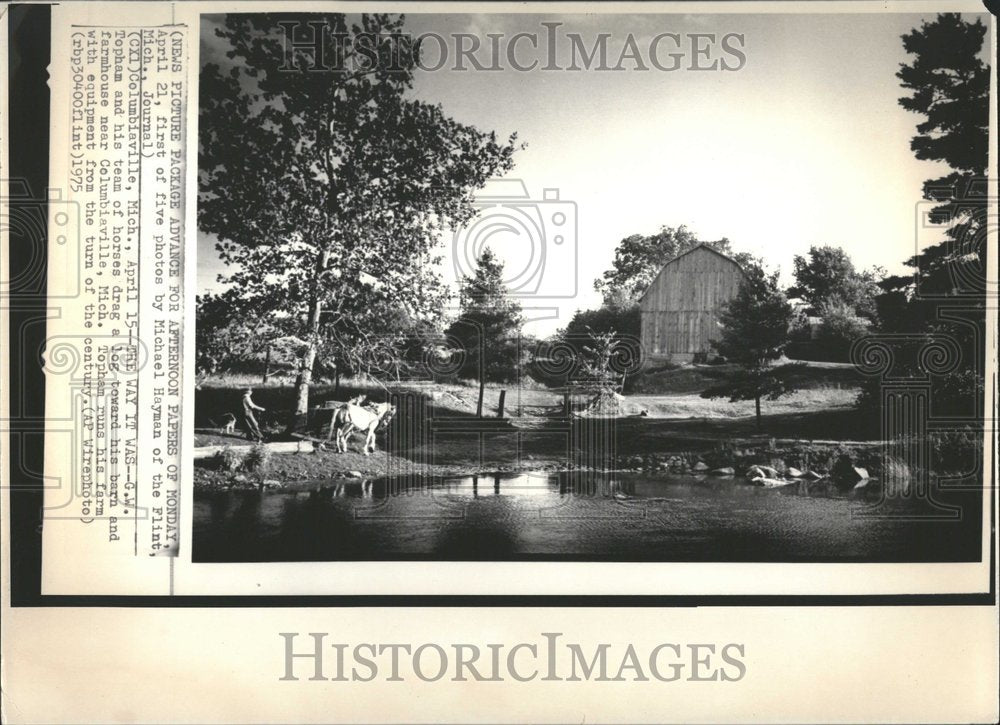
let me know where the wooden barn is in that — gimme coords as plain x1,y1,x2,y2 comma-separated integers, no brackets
638,244,745,363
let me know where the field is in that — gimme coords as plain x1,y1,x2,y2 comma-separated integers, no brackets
193,361,875,486
196,362,862,434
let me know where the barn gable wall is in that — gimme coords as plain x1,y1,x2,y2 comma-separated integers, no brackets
639,246,744,362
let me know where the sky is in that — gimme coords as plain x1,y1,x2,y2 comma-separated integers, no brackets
198,11,990,336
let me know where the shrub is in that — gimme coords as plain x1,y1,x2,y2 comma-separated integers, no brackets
816,299,870,362
928,429,981,472
215,445,245,472
243,442,272,474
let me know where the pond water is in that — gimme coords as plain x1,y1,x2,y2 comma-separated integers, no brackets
192,471,982,562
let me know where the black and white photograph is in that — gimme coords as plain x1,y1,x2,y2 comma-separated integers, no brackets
191,11,990,564
3,2,998,723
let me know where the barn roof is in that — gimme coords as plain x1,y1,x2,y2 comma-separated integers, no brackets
637,243,744,304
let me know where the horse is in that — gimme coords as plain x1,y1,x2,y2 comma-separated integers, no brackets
330,402,396,455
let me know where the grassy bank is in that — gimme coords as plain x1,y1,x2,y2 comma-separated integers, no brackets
193,361,885,487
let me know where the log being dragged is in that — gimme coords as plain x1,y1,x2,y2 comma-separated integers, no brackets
193,440,312,459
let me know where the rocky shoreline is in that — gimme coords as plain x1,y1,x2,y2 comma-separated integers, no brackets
609,440,888,487
193,438,895,493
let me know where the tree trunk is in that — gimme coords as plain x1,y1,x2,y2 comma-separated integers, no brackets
477,378,485,418
333,366,341,398
755,395,761,430
262,345,271,385
289,250,330,431
294,341,318,417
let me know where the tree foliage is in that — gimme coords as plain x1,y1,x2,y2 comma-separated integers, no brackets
858,13,989,423
561,305,640,342
445,248,525,384
816,299,871,361
578,328,627,395
541,305,639,390
788,245,882,319
195,291,282,380
702,264,797,427
199,13,520,415
594,226,753,307
885,12,990,296
897,13,989,178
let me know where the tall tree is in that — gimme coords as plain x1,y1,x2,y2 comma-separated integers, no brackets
887,12,990,296
858,13,990,421
199,13,520,420
788,245,882,319
595,226,752,308
446,248,525,389
702,264,797,428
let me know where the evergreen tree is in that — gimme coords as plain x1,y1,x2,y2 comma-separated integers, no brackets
702,264,797,428
858,13,989,421
446,248,524,385
886,12,990,296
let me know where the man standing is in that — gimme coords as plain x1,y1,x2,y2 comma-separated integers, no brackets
242,388,266,441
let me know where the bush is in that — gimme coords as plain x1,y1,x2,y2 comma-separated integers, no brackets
788,309,814,342
214,445,245,472
815,300,870,362
243,442,272,474
857,369,984,426
530,305,643,389
928,429,981,472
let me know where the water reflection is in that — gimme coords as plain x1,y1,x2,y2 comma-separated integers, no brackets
193,470,981,563
277,472,858,501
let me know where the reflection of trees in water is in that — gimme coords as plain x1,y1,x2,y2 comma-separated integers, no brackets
570,418,617,472
557,471,633,498
296,472,644,504
382,472,637,499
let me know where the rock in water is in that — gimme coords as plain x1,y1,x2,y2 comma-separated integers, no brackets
806,470,825,480
710,467,736,476
746,464,780,479
787,467,804,478
756,477,795,488
693,461,709,471
832,455,870,485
